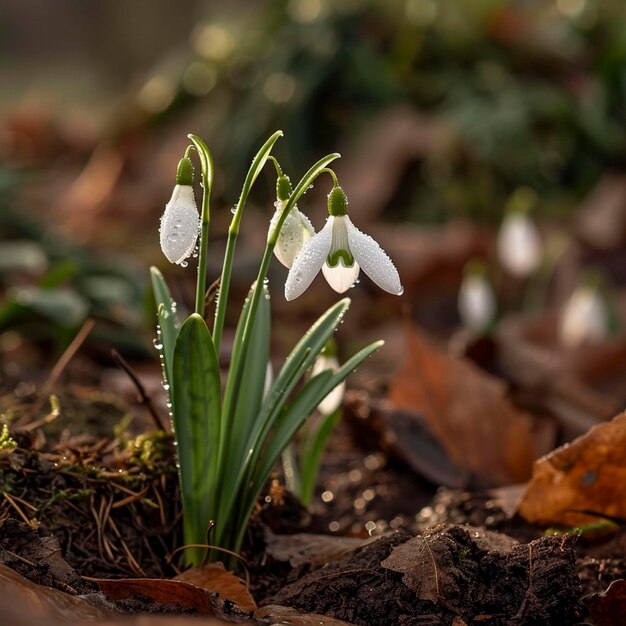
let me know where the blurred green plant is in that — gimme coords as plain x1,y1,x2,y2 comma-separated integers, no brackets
139,0,626,223
0,176,149,356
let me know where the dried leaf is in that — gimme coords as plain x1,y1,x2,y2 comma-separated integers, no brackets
96,564,255,619
389,325,537,485
0,564,109,622
381,527,516,610
255,604,357,625
174,562,256,613
518,411,626,527
264,529,379,568
584,579,626,626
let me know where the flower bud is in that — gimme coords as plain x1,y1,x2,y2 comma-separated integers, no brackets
159,170,199,265
327,185,348,217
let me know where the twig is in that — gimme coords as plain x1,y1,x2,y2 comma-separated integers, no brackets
18,319,95,424
3,493,35,527
110,349,166,431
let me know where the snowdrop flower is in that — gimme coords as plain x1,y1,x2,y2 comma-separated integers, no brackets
159,156,199,265
311,342,344,415
559,275,609,348
458,261,496,332
270,174,315,268
497,209,542,278
285,185,403,300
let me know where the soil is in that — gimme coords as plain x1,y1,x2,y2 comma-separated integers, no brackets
0,390,623,625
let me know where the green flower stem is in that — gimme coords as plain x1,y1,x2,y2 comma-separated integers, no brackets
212,131,284,355
187,134,215,317
320,167,339,187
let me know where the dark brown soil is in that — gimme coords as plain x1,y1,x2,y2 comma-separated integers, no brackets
0,409,623,625
263,527,584,626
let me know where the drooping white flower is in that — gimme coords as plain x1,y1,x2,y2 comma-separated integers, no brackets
497,211,542,278
159,156,199,265
559,282,609,348
311,353,344,415
285,186,403,301
270,200,315,268
458,262,496,332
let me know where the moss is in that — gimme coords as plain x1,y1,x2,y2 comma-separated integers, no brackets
0,425,16,456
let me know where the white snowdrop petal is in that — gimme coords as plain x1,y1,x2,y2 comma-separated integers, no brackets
322,260,360,293
299,211,315,238
497,213,542,277
284,219,333,301
272,206,316,268
159,185,199,265
345,217,403,295
274,209,304,268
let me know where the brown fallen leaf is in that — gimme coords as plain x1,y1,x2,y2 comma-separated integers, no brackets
380,526,516,611
388,325,538,485
96,563,255,620
0,563,109,623
517,411,626,527
255,605,357,625
264,529,380,568
174,562,256,613
584,579,626,626
380,526,582,622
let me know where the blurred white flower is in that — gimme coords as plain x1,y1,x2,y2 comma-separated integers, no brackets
285,186,403,300
559,284,609,348
270,200,315,268
458,270,496,332
497,212,542,278
311,353,344,415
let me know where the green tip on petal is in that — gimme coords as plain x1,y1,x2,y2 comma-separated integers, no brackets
327,186,348,217
276,175,293,202
176,156,194,186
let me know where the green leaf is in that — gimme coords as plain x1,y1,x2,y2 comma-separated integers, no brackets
254,340,383,494
222,282,271,467
172,313,221,566
231,339,383,552
250,298,350,455
4,286,88,328
299,408,342,506
150,266,179,386
214,299,349,546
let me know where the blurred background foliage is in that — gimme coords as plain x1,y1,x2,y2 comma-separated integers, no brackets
1,0,626,362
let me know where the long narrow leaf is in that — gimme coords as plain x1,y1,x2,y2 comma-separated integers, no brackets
299,408,342,506
219,282,270,493
172,314,221,566
251,298,350,451
253,340,383,495
231,340,384,551
150,266,179,385
218,298,350,539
